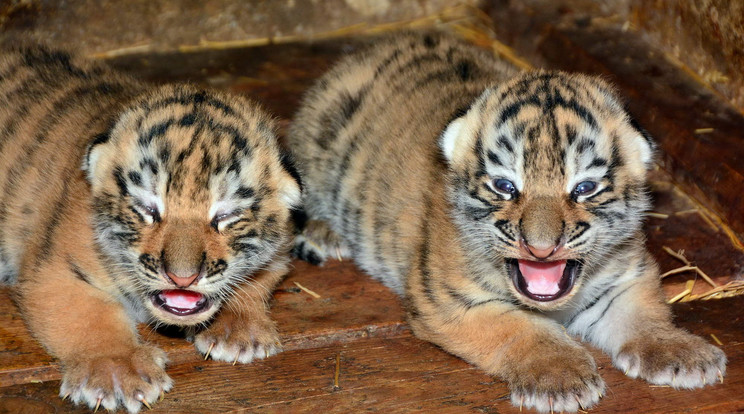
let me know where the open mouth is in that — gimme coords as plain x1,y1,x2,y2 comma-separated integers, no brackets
151,289,211,316
507,259,581,302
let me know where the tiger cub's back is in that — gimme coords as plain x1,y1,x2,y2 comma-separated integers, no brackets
0,46,141,283
289,32,517,292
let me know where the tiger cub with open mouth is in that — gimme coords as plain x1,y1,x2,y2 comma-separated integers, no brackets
0,45,300,412
289,32,726,412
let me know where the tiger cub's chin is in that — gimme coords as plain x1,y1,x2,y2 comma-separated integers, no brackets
0,45,300,413
289,31,726,413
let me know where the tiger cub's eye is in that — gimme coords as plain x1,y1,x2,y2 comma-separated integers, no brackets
493,178,517,195
211,211,240,230
573,181,598,197
137,204,160,223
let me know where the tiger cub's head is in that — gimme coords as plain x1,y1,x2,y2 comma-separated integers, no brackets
83,85,301,325
441,72,653,310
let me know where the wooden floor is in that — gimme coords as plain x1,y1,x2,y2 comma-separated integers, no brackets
3,10,744,414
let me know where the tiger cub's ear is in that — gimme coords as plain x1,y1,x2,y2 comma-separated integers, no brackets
439,106,478,166
276,149,303,208
82,131,113,187
628,117,656,170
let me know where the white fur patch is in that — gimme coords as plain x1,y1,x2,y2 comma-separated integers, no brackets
440,116,466,163
82,144,105,185
279,178,301,208
633,133,653,168
510,379,605,413
194,334,281,364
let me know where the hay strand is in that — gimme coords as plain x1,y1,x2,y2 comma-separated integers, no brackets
294,281,321,299
333,353,341,390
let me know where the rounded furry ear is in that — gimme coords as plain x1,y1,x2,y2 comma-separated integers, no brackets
81,131,112,185
277,150,303,208
628,117,656,169
440,116,466,163
439,113,479,166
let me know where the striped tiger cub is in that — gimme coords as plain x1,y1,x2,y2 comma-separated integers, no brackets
288,32,726,412
0,45,300,412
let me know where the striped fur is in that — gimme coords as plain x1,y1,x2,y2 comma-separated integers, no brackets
288,32,726,413
0,45,300,412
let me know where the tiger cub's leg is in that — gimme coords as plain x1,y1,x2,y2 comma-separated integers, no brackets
292,219,349,265
194,263,286,363
568,259,726,388
411,302,605,413
19,267,172,413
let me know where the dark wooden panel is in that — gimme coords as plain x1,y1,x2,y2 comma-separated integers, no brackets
1,296,742,413
0,260,406,387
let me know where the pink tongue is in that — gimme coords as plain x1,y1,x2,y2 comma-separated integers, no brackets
160,290,204,309
517,260,567,296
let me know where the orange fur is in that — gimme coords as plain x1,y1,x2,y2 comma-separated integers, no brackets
0,45,300,412
288,32,726,412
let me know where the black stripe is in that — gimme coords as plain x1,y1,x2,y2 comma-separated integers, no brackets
565,125,577,146
497,135,514,153
143,92,237,118
495,220,516,242
486,150,503,167
138,119,173,147
575,138,595,155
498,97,541,125
128,170,143,186
22,47,90,78
68,260,94,285
418,200,437,305
113,167,128,196
455,60,474,81
207,119,252,156
584,283,636,333
554,94,598,129
564,279,617,327
206,259,228,278
235,186,255,199
585,185,613,202
568,221,591,243
329,138,360,215
278,149,303,191
588,157,607,168
0,81,124,233
34,178,72,268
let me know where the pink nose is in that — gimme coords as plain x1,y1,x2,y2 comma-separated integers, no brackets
526,244,558,259
165,271,200,288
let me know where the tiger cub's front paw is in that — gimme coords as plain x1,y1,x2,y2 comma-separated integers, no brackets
292,219,347,265
195,310,282,364
59,344,172,413
508,343,605,413
614,330,726,388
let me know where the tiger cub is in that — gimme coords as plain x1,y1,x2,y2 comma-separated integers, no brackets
288,32,726,412
0,45,301,412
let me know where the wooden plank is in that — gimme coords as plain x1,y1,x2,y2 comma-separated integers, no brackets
1,296,742,413
0,260,406,387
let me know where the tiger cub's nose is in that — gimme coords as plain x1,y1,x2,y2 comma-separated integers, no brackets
524,243,561,259
165,269,200,288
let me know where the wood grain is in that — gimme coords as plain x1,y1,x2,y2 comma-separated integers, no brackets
1,292,742,413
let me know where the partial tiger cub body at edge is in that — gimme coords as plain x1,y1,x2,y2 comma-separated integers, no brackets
289,32,726,413
0,45,300,412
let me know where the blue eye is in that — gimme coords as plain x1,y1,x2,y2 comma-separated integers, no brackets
573,181,598,196
493,178,516,195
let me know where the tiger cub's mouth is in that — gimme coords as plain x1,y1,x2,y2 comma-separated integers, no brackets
151,290,212,316
507,259,581,302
